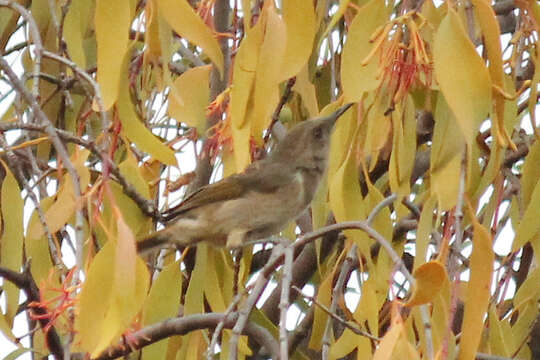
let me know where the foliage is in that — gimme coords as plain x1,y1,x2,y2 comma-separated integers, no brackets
0,0,539,359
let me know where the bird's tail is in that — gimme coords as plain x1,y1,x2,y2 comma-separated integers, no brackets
136,228,175,254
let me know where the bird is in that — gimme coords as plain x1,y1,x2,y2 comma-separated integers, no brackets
136,103,353,253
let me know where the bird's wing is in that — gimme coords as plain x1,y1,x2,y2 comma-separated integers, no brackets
162,174,246,221
162,162,294,221
238,161,295,192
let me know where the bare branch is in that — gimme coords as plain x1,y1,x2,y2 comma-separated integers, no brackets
0,55,85,276
96,313,279,360
0,264,64,359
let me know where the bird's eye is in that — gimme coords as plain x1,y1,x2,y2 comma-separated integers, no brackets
313,127,323,140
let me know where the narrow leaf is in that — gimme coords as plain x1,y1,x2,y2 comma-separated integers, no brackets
278,0,316,81
459,220,494,360
342,0,389,101
141,259,182,359
95,0,131,109
0,165,23,322
156,0,224,74
433,10,492,146
117,54,177,165
168,65,211,135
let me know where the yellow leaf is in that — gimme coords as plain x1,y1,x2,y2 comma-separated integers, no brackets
471,0,513,148
119,153,150,199
184,244,207,315
95,0,131,109
513,180,540,251
25,197,56,287
141,259,182,359
319,0,350,43
329,136,370,256
203,248,229,313
510,301,538,358
144,0,162,63
27,150,90,239
515,267,540,309
405,261,448,307
487,305,511,357
0,311,15,344
0,165,23,322
292,65,319,117
363,96,391,170
430,95,465,210
168,65,211,134
64,0,92,69
178,332,206,360
117,54,177,166
74,241,117,352
329,328,361,358
109,181,150,238
502,74,519,137
278,0,316,81
157,5,175,92
392,335,421,360
342,0,389,102
327,100,356,176
75,216,149,356
229,17,264,171
248,6,286,143
373,322,403,360
156,0,223,74
353,278,380,338
231,124,252,172
389,96,416,196
365,181,392,242
429,275,452,354
433,9,492,146
229,11,263,127
521,140,540,209
413,196,437,271
308,270,334,350
459,220,493,360
242,0,251,33
531,1,540,28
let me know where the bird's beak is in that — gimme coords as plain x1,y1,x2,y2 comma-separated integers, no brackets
318,102,354,127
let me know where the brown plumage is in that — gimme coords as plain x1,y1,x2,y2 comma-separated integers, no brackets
136,103,353,253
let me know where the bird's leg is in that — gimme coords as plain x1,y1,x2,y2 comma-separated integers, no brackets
226,228,249,248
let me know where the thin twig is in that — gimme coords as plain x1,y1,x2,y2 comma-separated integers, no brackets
322,194,398,358
0,0,42,100
279,244,294,359
0,135,61,266
321,245,355,360
264,77,296,145
0,56,84,277
229,246,283,360
41,50,109,130
367,193,398,224
444,148,468,358
292,286,379,342
207,288,251,359
0,121,158,218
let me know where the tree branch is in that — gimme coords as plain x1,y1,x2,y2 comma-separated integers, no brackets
95,313,279,360
0,264,64,359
